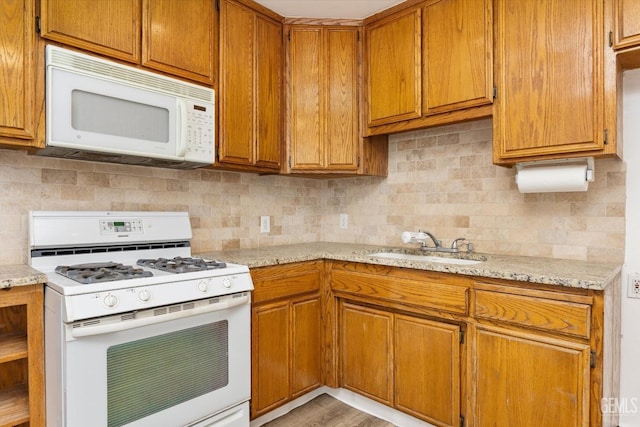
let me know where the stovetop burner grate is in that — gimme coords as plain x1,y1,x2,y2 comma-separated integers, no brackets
55,262,154,284
136,257,227,274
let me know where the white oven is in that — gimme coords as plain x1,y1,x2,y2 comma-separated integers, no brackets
45,289,250,427
29,211,253,427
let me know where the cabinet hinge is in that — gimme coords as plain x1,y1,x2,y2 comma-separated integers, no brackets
460,414,465,427
288,30,291,41
357,155,361,167
357,31,361,42
459,330,465,344
609,30,614,48
590,350,596,369
35,16,41,33
604,129,609,145
492,86,497,100
288,156,291,168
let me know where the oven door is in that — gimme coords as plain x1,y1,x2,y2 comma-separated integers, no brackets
54,295,250,427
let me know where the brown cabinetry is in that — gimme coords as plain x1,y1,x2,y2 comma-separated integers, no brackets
366,7,422,127
331,263,465,427
325,260,619,427
364,0,493,136
613,0,640,50
286,25,363,174
250,261,323,419
493,0,617,164
218,0,282,172
470,281,616,427
40,0,217,84
0,0,43,148
473,326,590,426
0,285,45,427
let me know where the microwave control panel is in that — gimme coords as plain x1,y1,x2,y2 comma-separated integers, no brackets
185,101,214,163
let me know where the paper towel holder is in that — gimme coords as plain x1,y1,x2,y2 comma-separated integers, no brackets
515,156,595,182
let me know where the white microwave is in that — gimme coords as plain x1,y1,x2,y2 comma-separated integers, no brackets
39,45,215,169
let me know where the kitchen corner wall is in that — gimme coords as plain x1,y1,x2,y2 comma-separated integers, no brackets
0,118,626,266
323,118,626,264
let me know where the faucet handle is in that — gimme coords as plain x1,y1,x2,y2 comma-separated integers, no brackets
451,237,466,250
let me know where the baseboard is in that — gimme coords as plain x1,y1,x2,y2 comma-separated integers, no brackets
250,387,435,427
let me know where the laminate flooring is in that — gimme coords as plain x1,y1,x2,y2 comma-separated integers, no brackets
261,394,397,427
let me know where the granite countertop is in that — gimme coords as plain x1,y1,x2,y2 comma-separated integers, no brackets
0,265,48,289
197,242,622,290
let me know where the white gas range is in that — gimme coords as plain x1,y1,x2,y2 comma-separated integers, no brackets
29,211,253,427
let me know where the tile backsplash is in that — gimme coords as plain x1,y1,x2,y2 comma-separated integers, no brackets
0,118,625,265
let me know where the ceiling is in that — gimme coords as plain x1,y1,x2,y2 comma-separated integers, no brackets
252,0,406,19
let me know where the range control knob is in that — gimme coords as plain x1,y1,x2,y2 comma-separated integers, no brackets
222,277,232,289
104,293,118,308
138,289,151,302
197,279,210,293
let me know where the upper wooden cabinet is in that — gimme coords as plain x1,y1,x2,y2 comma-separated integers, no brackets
40,0,217,85
286,26,359,173
423,0,493,114
366,7,422,127
365,0,493,135
0,0,43,148
613,0,640,50
285,24,388,176
218,0,282,172
493,0,618,164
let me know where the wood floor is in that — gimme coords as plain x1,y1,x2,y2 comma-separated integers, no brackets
261,394,396,426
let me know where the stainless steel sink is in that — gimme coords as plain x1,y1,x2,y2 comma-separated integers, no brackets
368,252,483,265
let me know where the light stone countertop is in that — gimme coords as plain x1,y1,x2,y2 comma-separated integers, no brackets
197,242,622,290
0,265,48,289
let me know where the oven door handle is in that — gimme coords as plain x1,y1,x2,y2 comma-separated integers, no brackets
70,294,250,338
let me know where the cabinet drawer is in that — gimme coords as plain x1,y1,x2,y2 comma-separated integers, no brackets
474,290,591,338
251,261,322,304
331,269,468,315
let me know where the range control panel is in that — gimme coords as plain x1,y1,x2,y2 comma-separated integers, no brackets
100,219,143,234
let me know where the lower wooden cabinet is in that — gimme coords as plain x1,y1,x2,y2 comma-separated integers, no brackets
250,261,323,419
0,284,45,427
250,260,619,427
339,300,462,427
340,302,393,405
473,326,590,427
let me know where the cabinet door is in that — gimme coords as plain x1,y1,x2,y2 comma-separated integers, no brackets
493,0,606,163
423,0,492,114
325,28,359,171
40,0,141,63
251,301,290,417
255,15,282,169
291,296,322,398
219,0,255,166
289,27,324,170
366,7,422,126
395,315,460,427
473,326,590,427
142,0,216,84
0,0,39,144
614,0,640,49
340,302,393,405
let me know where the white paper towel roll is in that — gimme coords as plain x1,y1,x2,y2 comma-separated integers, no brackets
516,164,589,193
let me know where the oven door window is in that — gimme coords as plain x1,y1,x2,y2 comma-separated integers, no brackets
106,321,228,427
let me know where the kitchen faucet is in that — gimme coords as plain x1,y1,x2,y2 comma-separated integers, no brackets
401,230,474,254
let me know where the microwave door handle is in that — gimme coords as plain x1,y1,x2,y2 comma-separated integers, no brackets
176,99,188,156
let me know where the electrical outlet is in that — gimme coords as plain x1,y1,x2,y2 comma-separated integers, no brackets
629,273,640,299
339,213,348,230
260,216,270,234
